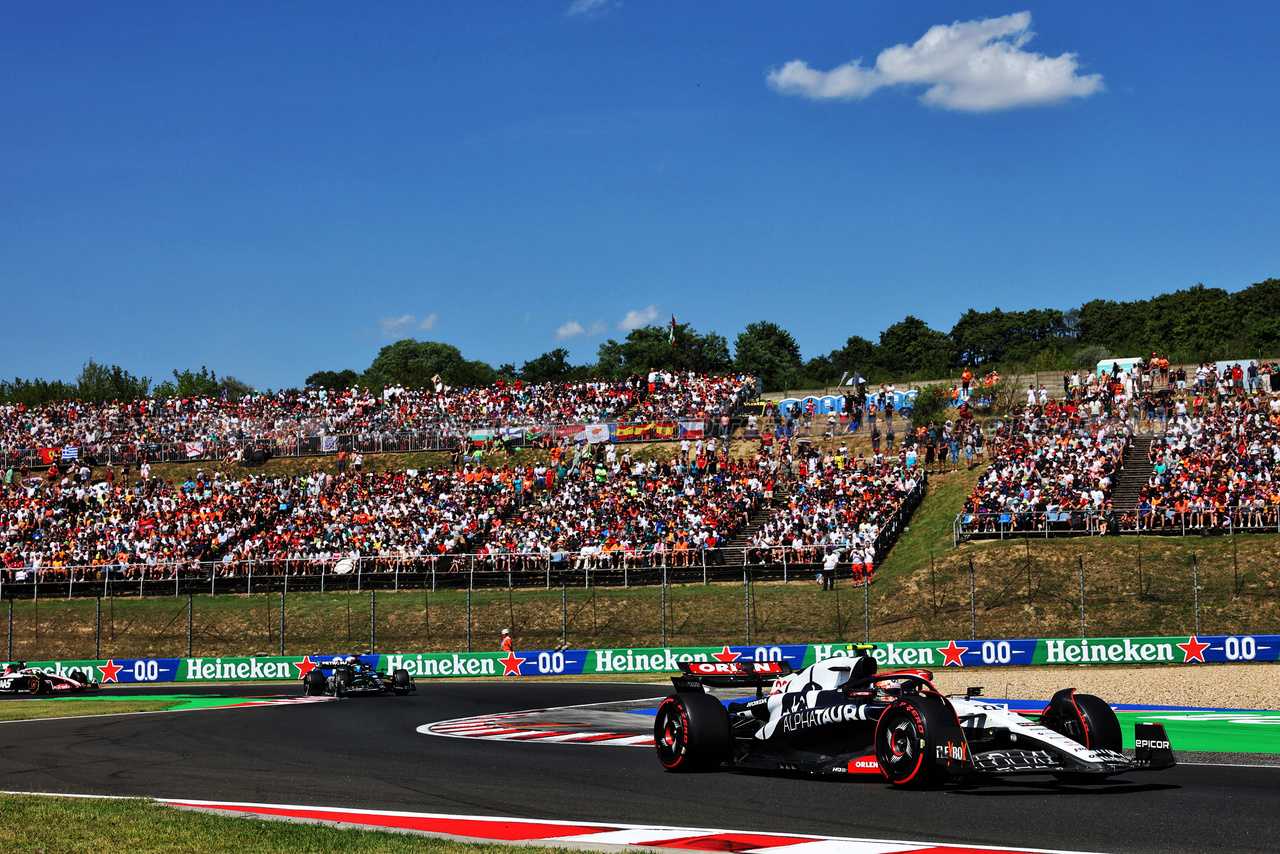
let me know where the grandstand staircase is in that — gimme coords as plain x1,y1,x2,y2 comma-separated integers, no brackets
1110,435,1154,510
723,479,790,553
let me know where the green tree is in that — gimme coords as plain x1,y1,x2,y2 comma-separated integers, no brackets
878,316,953,378
826,335,879,383
75,359,150,402
734,321,803,391
520,349,576,384
909,383,953,427
0,377,78,407
154,367,222,399
594,323,732,378
362,339,497,390
306,369,360,390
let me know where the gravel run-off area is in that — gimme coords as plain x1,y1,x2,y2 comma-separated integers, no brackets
925,662,1280,710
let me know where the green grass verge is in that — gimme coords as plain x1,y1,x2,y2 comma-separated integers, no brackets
0,699,182,722
0,793,583,854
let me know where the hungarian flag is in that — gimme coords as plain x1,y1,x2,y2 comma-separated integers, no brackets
669,314,676,347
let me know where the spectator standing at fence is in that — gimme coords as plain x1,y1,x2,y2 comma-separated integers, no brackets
821,547,839,591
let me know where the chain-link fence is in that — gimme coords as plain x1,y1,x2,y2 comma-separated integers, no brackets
1,564,878,662
877,537,1280,642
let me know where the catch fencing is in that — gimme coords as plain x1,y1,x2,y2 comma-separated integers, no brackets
1,567,876,663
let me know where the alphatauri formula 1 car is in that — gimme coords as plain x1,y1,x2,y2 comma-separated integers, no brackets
654,645,1174,787
0,663,99,696
301,656,415,697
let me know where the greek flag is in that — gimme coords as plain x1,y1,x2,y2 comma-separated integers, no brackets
61,446,79,460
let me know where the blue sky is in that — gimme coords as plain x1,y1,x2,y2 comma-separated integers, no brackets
3,2,1278,390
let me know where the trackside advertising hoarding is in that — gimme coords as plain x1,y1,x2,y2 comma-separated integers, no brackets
19,634,1275,685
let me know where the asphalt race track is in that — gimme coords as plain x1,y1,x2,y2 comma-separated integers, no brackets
2,682,1279,854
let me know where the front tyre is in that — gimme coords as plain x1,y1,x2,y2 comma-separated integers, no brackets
654,693,730,773
392,668,412,696
875,696,951,789
27,676,45,696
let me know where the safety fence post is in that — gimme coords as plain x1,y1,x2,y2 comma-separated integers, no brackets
94,597,101,660
744,568,751,646
1078,556,1086,639
1192,551,1200,636
661,566,667,648
561,581,567,649
969,557,976,640
370,589,376,654
279,589,285,656
6,599,11,662
188,592,194,657
864,579,870,642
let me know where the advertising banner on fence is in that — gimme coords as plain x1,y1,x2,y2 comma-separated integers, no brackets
21,633,1276,685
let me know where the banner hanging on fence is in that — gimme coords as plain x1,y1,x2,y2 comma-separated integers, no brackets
19,634,1277,686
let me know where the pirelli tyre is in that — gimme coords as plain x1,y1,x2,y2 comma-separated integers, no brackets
1043,691,1123,782
27,675,46,696
392,668,412,696
332,669,352,697
302,670,327,697
654,693,730,773
875,695,952,789
70,669,88,684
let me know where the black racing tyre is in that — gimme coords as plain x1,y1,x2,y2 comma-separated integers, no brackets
875,695,951,789
392,668,411,696
1069,693,1122,751
333,669,352,697
654,693,730,773
70,669,88,684
302,670,327,696
27,676,45,696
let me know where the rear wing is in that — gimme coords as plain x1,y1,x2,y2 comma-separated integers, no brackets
672,660,793,695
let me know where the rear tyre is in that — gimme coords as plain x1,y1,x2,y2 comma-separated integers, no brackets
70,669,88,684
875,696,951,789
654,693,730,772
392,668,411,696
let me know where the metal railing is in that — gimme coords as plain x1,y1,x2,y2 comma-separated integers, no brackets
953,504,1280,545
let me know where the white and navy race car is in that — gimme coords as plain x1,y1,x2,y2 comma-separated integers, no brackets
0,663,100,696
654,645,1174,787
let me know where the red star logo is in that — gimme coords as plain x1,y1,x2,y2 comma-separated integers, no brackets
1178,635,1210,663
937,640,969,667
712,645,741,663
293,655,318,677
98,660,122,683
499,651,526,676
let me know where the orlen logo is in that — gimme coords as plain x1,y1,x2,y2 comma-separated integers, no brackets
847,758,882,774
687,663,746,674
1135,739,1170,750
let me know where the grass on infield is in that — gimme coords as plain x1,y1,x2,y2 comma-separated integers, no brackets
0,793,577,854
0,699,182,722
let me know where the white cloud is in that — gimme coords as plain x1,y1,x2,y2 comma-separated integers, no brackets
767,12,1103,112
567,0,615,18
378,313,438,338
618,305,660,331
555,319,608,342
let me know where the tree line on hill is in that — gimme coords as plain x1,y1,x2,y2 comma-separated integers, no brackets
5,278,1278,406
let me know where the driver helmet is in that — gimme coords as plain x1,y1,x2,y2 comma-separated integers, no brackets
874,678,903,701
346,656,359,667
